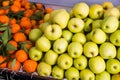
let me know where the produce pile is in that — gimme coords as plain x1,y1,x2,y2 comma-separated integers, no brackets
0,0,120,80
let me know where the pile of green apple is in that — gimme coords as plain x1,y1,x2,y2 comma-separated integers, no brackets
28,1,120,80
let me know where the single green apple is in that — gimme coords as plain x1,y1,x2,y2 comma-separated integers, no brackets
83,18,93,32
102,1,114,11
106,59,120,74
89,56,106,74
110,30,120,46
73,55,87,70
65,67,79,80
83,41,98,58
62,29,73,43
57,54,73,70
117,47,120,60
89,4,103,19
92,19,102,29
44,50,58,65
49,9,70,29
101,16,119,33
68,17,84,33
53,38,68,54
112,74,120,80
44,24,62,40
43,13,50,22
29,28,42,42
72,2,89,19
90,28,106,44
52,65,64,79
29,47,43,61
99,42,116,59
96,71,111,80
37,61,52,77
35,35,51,52
67,42,83,58
39,22,50,32
80,69,95,80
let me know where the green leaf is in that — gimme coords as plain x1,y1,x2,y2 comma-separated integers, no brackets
11,58,16,69
6,43,17,51
0,26,7,31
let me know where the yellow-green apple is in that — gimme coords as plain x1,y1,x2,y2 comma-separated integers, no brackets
80,69,95,80
89,56,106,74
37,61,51,77
104,8,120,19
39,22,50,32
29,28,42,42
110,30,120,46
117,47,120,60
62,29,73,43
43,13,50,22
57,54,73,70
83,41,98,58
92,19,102,29
101,16,119,33
112,74,120,80
73,55,87,70
96,71,111,80
65,67,79,80
99,42,116,59
35,35,51,52
72,2,89,19
83,18,93,32
106,59,120,74
53,38,68,54
86,33,91,41
44,50,58,65
89,4,103,19
49,9,70,29
29,47,43,61
102,1,114,11
72,32,86,45
67,42,83,58
89,28,106,44
44,24,62,40
52,65,64,79
68,17,84,33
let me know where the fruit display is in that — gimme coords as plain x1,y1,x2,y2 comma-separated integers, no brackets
0,0,120,80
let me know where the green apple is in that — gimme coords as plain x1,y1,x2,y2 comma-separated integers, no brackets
37,61,51,77
62,29,73,43
72,32,86,45
106,59,120,74
44,50,58,65
57,54,73,70
39,22,50,32
101,16,119,33
89,4,103,19
104,8,120,19
49,9,70,29
72,2,89,19
90,28,106,44
83,41,98,58
29,47,43,61
96,71,111,80
86,33,91,41
89,56,106,74
69,9,74,18
99,42,116,59
117,47,120,60
80,69,95,80
110,30,120,46
29,28,42,42
53,38,68,54
43,13,50,22
102,1,114,11
112,74,120,80
83,18,93,32
35,35,51,52
67,42,83,58
65,67,79,80
68,17,84,33
73,55,87,70
92,19,102,29
52,65,64,79
44,24,62,40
